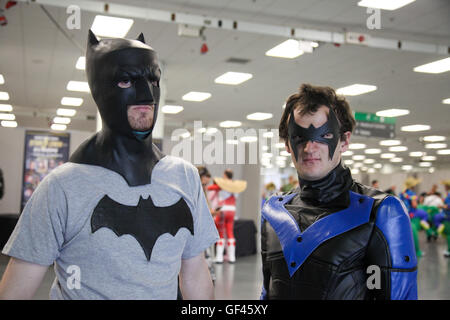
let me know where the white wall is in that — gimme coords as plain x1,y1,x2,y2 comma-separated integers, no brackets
0,126,93,215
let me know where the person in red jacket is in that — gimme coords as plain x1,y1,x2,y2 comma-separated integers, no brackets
207,169,247,263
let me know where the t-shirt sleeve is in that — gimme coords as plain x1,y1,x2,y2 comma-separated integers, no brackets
181,167,219,260
2,173,67,266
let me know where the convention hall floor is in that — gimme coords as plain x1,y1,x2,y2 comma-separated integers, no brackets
0,232,448,300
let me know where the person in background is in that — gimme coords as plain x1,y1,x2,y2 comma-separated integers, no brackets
371,180,379,189
262,182,277,208
208,169,247,264
281,175,298,193
434,180,450,257
400,177,430,257
384,185,397,196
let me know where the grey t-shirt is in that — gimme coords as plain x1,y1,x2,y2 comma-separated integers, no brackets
2,156,219,299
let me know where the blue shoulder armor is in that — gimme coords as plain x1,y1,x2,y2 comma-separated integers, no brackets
375,196,417,269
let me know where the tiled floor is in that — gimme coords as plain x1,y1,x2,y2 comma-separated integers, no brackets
1,232,449,300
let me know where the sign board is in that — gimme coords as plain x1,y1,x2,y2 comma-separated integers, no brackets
353,112,396,139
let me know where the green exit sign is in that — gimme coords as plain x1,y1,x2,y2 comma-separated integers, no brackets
353,112,396,124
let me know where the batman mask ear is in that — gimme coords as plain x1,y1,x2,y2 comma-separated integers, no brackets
88,29,100,46
136,33,145,43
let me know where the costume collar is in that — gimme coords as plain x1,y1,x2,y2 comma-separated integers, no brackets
298,162,353,204
69,127,164,186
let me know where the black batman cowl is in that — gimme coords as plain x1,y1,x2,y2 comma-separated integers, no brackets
69,30,165,186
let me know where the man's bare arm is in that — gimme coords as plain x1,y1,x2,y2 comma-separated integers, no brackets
0,257,49,299
179,253,214,300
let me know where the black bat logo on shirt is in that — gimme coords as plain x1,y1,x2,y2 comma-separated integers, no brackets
91,195,194,261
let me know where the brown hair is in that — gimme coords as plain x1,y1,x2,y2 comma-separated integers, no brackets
279,84,356,142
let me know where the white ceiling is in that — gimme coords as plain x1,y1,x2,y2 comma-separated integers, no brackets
0,0,449,169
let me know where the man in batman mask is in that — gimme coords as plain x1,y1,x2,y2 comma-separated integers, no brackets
260,84,417,300
0,31,219,300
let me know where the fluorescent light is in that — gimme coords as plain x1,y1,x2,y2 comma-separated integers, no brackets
381,153,396,159
351,169,360,174
214,72,253,85
419,162,432,167
389,146,408,152
57,108,77,117
219,121,242,128
205,127,218,135
429,167,435,173
0,104,12,112
409,151,424,157
1,120,17,128
413,57,450,74
240,136,258,143
246,112,273,121
0,113,15,120
67,81,90,93
265,39,304,59
373,163,383,169
61,97,83,106
282,103,286,109
226,140,239,145
349,143,366,149
0,74,4,84
437,149,450,155
162,105,184,114
263,131,274,138
91,15,134,38
275,143,285,148
336,84,377,96
380,139,401,146
421,156,436,161
76,56,86,70
368,168,376,173
182,91,211,102
180,132,191,139
401,124,430,132
353,163,363,168
0,92,10,100
344,160,354,165
443,98,450,104
280,150,290,157
51,124,67,131
261,153,273,158
363,159,375,164
365,148,381,154
352,155,366,161
53,117,71,125
390,157,403,163
402,165,413,171
425,143,447,149
375,108,410,117
342,150,354,156
422,135,445,142
358,0,416,10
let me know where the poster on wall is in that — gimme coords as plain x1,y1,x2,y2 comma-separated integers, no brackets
20,130,71,212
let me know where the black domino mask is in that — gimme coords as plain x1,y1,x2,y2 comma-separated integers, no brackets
70,30,165,186
288,106,341,162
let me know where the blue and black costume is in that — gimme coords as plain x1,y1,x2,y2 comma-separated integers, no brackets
261,164,418,300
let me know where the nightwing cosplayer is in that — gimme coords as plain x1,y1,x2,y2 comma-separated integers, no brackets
260,84,417,300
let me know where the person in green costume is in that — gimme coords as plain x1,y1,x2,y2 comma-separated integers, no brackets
434,180,450,257
399,177,430,257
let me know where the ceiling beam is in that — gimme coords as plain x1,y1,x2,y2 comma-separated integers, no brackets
17,0,449,55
